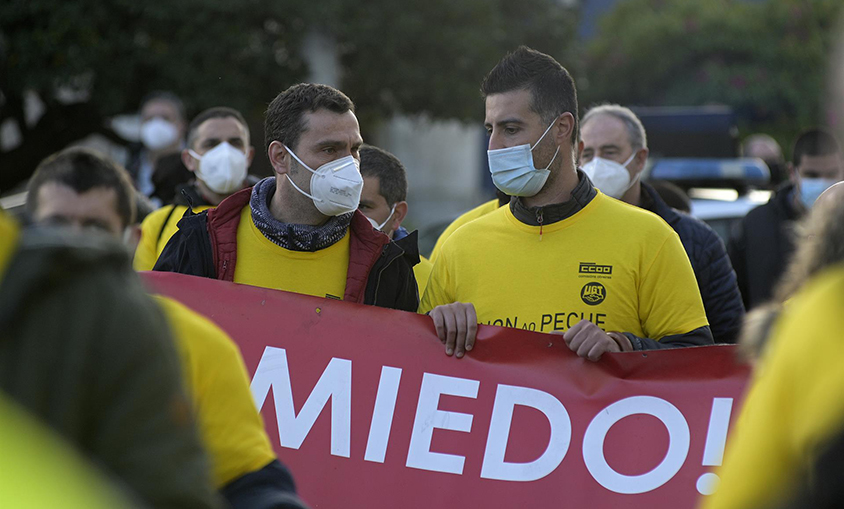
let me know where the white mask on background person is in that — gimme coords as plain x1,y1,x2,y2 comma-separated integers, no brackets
140,117,179,151
581,152,638,199
366,203,397,232
284,146,364,217
189,142,248,194
487,119,560,197
798,177,838,209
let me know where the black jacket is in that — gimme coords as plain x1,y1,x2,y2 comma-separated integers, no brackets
640,183,745,343
727,182,802,310
153,187,419,312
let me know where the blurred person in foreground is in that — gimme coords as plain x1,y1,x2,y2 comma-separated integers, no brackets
728,128,844,310
26,147,308,509
579,104,744,343
358,144,431,294
701,203,844,509
127,91,191,206
0,392,137,507
2,196,219,507
420,46,712,361
134,107,254,271
154,83,418,311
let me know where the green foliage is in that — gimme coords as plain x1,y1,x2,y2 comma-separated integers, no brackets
326,0,578,126
581,0,843,143
1,0,308,120
0,0,577,189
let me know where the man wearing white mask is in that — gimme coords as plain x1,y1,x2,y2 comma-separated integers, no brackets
133,107,253,271
579,104,745,343
420,47,712,360
128,92,190,206
729,128,844,309
358,144,433,294
154,83,419,311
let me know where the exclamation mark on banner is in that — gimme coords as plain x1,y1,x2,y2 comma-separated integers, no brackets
696,398,733,496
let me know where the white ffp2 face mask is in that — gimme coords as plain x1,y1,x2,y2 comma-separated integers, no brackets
284,146,364,217
366,203,397,232
140,117,179,151
189,142,248,195
487,119,560,197
582,152,638,199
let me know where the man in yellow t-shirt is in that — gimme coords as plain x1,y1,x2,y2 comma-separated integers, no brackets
153,83,418,311
134,107,255,271
421,47,712,361
357,144,430,295
25,147,307,508
702,265,844,509
428,196,505,264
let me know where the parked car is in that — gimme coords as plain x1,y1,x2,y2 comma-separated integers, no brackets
647,158,772,242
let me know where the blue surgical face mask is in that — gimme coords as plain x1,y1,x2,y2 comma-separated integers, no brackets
799,177,838,209
487,119,560,197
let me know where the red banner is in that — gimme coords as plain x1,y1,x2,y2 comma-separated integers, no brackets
142,272,750,509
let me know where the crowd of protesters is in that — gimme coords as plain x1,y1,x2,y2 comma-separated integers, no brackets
2,44,844,508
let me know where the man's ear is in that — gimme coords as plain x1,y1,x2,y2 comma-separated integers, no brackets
390,201,409,232
633,147,650,173
554,113,575,146
268,141,289,176
182,148,197,173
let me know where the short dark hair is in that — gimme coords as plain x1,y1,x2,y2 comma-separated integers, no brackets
481,46,579,144
27,148,136,227
264,83,355,153
793,128,841,167
360,145,407,205
187,107,250,149
140,91,186,122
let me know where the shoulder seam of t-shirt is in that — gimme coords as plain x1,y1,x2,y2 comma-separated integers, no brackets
638,233,673,291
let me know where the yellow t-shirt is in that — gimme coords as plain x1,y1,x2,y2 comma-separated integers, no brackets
703,265,844,509
234,207,350,299
0,394,133,508
414,255,434,297
154,295,276,488
429,198,502,263
420,192,708,339
134,204,212,271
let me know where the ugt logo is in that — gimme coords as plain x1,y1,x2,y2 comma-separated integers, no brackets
580,282,606,306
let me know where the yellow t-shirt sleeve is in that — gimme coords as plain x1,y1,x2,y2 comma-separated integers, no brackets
637,231,709,339
704,268,844,509
414,256,434,298
155,296,276,488
418,248,455,314
134,206,174,271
